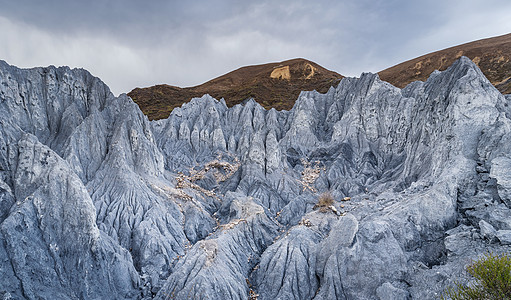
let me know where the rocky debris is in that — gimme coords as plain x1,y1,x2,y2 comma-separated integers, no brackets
299,159,324,192
376,282,410,300
496,230,511,244
174,156,240,200
1,56,511,299
298,218,313,227
248,289,259,300
479,220,497,241
466,203,511,230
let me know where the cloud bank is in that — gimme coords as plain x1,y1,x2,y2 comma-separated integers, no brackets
0,0,510,95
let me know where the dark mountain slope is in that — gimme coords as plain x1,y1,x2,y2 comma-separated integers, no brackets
379,33,511,94
128,58,343,120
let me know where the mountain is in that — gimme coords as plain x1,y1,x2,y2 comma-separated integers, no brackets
2,58,511,299
131,34,511,122
379,33,511,94
128,58,343,120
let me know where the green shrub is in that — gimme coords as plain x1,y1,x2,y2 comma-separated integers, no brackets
442,253,511,300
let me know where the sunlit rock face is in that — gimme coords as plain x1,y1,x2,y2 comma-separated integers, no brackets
1,57,510,299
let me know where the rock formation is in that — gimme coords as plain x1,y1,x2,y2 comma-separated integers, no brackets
1,57,511,299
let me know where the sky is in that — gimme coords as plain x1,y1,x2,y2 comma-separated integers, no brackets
0,0,511,96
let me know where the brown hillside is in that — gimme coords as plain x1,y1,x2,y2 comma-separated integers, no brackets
128,58,343,120
379,33,511,94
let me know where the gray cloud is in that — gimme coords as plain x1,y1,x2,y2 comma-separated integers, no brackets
0,0,510,95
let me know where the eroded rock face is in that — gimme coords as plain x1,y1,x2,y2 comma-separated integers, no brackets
1,57,511,299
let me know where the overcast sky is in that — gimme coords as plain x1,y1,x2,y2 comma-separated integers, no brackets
1,0,511,96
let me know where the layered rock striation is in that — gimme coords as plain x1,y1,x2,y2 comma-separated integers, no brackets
1,57,511,299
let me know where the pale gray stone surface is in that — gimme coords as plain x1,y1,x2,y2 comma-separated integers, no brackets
0,57,511,299
497,230,511,244
376,282,409,300
479,219,497,240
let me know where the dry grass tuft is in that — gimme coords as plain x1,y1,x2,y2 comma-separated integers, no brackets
314,192,335,213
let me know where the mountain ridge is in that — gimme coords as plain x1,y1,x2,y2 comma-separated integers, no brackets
129,33,511,121
128,58,343,120
379,33,511,93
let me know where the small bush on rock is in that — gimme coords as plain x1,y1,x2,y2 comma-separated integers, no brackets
314,192,334,212
442,253,511,299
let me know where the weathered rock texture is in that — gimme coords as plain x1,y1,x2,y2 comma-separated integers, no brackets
1,57,511,299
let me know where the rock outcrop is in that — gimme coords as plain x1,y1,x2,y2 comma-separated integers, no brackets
1,57,511,299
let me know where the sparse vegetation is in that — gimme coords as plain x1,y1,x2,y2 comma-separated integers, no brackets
314,192,335,213
128,58,343,120
379,33,511,94
442,253,511,300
